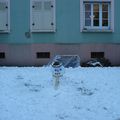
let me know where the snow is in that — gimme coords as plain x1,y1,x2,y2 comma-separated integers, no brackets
0,67,120,120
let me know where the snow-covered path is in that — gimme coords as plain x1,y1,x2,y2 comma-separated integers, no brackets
0,67,120,120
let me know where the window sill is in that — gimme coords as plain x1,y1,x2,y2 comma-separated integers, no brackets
0,30,10,34
31,29,56,33
82,29,113,33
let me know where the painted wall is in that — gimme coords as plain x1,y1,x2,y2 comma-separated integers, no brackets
0,0,120,44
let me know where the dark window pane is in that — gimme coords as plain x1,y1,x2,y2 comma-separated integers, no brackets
91,52,104,58
93,4,99,12
102,12,108,19
85,4,91,11
93,20,99,26
36,52,50,58
102,20,108,26
0,52,5,59
102,3,108,11
85,19,91,26
94,12,99,19
85,12,91,19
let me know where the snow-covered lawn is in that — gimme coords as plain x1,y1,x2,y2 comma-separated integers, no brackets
0,67,120,120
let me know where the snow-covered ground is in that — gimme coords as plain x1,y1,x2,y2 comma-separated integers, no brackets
0,67,120,120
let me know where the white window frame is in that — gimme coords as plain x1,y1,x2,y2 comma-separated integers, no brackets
30,0,56,32
0,0,10,33
80,0,114,32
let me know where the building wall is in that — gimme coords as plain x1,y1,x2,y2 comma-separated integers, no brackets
0,0,120,66
0,0,120,44
0,44,120,66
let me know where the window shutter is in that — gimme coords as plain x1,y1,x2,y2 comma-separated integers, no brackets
32,0,43,30
31,0,55,32
43,1,55,31
0,1,9,32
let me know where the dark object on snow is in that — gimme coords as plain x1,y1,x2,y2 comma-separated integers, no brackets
48,55,80,68
82,58,111,67
52,61,62,68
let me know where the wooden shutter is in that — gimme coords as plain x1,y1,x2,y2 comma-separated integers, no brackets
0,1,9,32
43,1,55,30
31,0,55,32
32,0,43,30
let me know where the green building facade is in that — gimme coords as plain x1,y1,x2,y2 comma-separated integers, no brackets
0,0,120,66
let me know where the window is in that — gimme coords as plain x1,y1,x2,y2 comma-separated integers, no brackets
91,52,104,58
80,0,114,32
0,0,10,33
30,0,56,32
0,52,5,59
36,52,50,58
